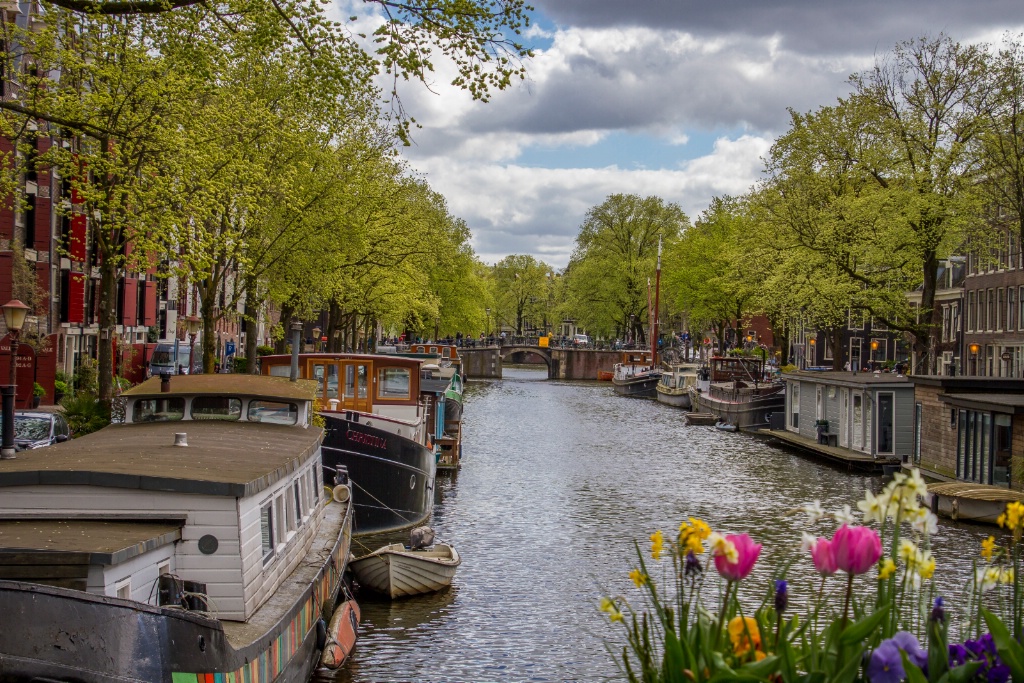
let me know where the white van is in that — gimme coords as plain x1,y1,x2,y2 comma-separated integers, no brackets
573,334,590,346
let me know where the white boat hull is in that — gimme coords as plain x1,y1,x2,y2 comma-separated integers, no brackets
351,543,460,599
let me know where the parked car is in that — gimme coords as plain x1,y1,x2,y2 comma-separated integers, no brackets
147,342,202,377
573,334,590,346
1,411,71,450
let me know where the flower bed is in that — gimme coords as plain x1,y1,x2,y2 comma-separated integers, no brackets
600,469,1023,682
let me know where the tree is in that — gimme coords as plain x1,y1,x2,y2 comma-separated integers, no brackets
565,194,688,342
491,255,551,335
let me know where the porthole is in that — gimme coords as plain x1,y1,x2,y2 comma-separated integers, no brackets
409,474,417,490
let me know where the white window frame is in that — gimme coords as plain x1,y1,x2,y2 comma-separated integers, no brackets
261,500,275,565
115,578,131,600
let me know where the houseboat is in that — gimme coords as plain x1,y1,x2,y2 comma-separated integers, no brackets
405,345,465,472
261,353,437,536
690,355,784,430
408,344,464,425
612,351,662,398
0,374,354,682
655,362,700,408
774,370,913,469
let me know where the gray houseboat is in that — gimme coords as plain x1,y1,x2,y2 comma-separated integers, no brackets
0,375,354,682
779,370,914,462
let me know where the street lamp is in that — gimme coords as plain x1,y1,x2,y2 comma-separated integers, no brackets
629,314,636,346
1,300,29,459
183,315,202,375
312,326,321,353
969,342,980,376
485,308,491,340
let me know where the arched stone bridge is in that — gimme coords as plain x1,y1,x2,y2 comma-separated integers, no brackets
459,345,622,380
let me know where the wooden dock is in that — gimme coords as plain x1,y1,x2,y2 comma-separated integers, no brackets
683,412,718,426
755,429,895,473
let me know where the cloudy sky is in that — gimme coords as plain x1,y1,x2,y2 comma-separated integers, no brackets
348,1,1024,269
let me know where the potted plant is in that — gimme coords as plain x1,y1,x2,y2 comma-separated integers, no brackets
32,382,45,408
53,379,68,404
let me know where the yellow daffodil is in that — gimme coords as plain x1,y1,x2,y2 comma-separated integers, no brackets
878,558,897,580
917,552,935,580
690,517,712,540
998,501,1024,540
982,536,997,561
629,569,648,587
1001,568,1015,584
600,597,624,622
678,518,709,555
610,611,623,622
898,539,918,563
650,530,664,560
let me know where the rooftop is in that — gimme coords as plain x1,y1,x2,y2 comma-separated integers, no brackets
785,371,911,387
0,421,322,497
123,375,318,401
0,519,182,564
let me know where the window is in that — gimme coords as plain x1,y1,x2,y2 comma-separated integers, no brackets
789,382,800,430
914,403,922,465
848,310,864,331
877,392,894,455
988,289,996,330
942,305,951,343
967,291,976,332
1009,289,1016,332
285,487,297,533
998,288,1005,331
995,414,1012,487
377,367,411,399
191,396,242,420
261,502,275,564
1020,287,1024,331
248,400,298,425
872,318,888,332
957,409,1012,486
274,495,286,549
132,397,185,422
293,481,303,527
115,579,131,600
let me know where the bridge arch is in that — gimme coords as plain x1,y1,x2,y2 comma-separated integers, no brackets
498,345,552,369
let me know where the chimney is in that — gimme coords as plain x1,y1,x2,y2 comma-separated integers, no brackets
173,433,188,447
160,372,172,393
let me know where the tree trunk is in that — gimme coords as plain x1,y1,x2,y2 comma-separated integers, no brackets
275,301,294,354
916,250,941,374
830,327,844,371
97,252,117,403
327,301,342,352
243,290,260,374
199,283,217,374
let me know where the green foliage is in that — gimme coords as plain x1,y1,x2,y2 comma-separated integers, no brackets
60,393,110,438
565,194,689,341
73,359,98,397
32,382,44,398
54,380,69,396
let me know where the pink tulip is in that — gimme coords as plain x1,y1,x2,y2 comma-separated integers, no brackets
831,524,882,575
714,533,761,581
810,537,838,576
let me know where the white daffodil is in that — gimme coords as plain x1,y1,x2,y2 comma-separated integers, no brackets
911,508,938,536
800,500,826,524
857,489,888,524
898,538,918,563
906,468,929,499
800,531,817,552
834,504,856,526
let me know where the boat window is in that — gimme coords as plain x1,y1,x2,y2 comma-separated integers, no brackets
326,365,339,400
268,365,290,377
261,502,275,565
293,481,303,527
378,367,411,399
191,396,242,421
132,397,185,422
247,400,298,425
442,347,451,359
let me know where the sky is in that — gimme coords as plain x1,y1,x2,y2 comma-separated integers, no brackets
345,1,1024,269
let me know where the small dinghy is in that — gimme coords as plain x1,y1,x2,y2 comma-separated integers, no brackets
715,421,738,432
351,527,461,599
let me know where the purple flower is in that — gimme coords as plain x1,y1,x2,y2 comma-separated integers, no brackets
774,579,788,613
949,643,969,667
892,631,927,669
931,596,946,623
684,551,702,578
988,662,1011,683
868,641,905,683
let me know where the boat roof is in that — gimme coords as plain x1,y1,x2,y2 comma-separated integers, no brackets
784,370,910,389
260,353,425,369
123,375,318,401
0,421,322,497
940,392,1024,413
0,519,182,565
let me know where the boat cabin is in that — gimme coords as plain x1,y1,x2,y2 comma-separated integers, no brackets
781,371,914,460
613,351,655,379
0,375,335,622
709,356,767,383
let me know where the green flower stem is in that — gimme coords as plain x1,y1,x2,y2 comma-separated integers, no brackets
842,572,854,629
713,580,734,651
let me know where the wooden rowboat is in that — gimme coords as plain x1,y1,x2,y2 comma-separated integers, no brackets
351,543,461,599
597,370,614,381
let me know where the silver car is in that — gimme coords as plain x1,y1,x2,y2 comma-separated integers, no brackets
4,411,72,450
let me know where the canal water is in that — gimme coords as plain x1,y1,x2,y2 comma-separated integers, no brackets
329,366,992,683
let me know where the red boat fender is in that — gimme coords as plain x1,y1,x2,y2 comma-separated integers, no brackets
320,599,361,669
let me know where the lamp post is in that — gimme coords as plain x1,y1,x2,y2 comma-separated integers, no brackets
870,339,879,368
434,317,439,343
183,315,202,375
629,314,636,347
485,308,491,341
312,327,321,353
808,336,816,369
1,300,29,460
969,342,980,376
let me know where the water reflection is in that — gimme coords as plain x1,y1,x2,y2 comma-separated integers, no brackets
327,366,992,682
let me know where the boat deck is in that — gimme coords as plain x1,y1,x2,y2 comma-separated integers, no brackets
927,482,1024,503
758,429,895,473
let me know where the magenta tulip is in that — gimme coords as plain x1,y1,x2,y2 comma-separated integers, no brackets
810,537,838,576
831,524,882,575
713,533,761,581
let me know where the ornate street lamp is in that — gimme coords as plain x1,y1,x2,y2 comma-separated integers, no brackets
312,327,321,353
182,315,202,375
485,308,491,339
1,299,29,460
969,342,980,376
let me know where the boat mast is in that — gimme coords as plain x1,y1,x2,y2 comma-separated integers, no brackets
652,236,662,367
